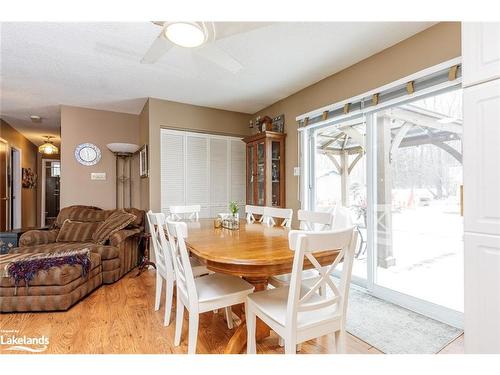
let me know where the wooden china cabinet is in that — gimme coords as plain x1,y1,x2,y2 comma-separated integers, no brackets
243,131,286,208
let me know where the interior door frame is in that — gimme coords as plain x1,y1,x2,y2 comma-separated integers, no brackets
10,146,22,229
41,158,60,227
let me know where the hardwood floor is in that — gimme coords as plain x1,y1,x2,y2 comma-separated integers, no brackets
0,269,463,354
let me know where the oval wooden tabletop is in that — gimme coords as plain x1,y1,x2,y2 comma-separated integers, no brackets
185,219,340,278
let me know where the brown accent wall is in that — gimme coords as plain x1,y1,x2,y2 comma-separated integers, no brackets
0,119,38,227
60,105,140,210
252,22,462,213
143,98,252,211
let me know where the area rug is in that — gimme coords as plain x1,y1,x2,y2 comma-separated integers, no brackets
345,284,463,354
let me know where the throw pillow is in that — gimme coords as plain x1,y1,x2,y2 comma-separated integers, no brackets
92,210,137,244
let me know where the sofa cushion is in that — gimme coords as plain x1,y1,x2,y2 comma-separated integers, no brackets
11,242,119,260
56,220,101,242
19,229,59,247
92,210,137,244
124,208,144,228
55,205,108,228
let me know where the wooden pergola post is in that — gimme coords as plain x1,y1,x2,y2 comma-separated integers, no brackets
340,151,349,207
376,114,396,268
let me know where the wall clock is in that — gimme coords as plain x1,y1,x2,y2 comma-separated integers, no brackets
74,143,101,166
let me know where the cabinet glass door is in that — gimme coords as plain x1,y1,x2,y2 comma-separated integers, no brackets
257,141,265,205
271,141,281,206
247,144,255,205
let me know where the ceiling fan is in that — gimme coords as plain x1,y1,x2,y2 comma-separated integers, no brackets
141,21,270,74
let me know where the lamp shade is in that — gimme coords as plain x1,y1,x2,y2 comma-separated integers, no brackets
38,137,59,155
106,143,140,154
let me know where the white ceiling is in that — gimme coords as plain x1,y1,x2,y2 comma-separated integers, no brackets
0,22,435,146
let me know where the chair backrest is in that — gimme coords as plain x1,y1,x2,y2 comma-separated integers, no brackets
298,210,334,231
165,220,198,308
169,205,201,221
146,211,174,278
286,227,357,330
245,205,264,223
332,205,353,229
263,207,293,228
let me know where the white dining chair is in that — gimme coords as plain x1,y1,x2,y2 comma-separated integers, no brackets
246,227,357,354
166,220,255,354
298,209,334,231
169,205,201,221
332,205,353,229
269,209,334,289
245,205,264,223
146,211,209,326
263,207,293,228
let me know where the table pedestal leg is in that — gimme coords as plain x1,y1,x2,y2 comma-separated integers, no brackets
224,277,270,354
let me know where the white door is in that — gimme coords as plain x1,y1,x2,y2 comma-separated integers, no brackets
464,232,500,353
462,22,500,87
463,79,500,235
463,22,500,353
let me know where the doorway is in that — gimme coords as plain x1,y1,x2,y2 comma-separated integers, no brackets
41,159,60,227
0,139,22,231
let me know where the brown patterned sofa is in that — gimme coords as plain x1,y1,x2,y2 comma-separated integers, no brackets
1,205,144,312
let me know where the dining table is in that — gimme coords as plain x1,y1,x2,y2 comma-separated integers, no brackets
184,218,340,354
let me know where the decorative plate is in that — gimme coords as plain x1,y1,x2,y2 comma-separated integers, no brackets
74,143,101,166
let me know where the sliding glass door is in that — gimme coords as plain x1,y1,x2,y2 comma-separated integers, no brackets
372,89,464,317
308,88,464,327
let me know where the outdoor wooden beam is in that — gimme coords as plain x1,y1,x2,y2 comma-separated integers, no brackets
348,152,364,174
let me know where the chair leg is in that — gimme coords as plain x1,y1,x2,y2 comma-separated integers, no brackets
174,295,184,346
188,311,199,354
284,339,296,354
155,274,163,311
334,329,346,354
246,303,256,354
164,279,174,326
225,307,234,329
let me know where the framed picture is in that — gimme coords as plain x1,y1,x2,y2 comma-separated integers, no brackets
22,168,37,189
139,144,149,178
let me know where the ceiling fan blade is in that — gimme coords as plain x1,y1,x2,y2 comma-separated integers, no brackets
141,30,173,64
195,45,243,74
210,22,274,41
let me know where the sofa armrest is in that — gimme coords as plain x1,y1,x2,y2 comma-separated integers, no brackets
18,229,59,247
109,228,142,247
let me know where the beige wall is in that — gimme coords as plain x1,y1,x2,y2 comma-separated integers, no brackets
143,98,252,211
253,22,462,213
0,119,39,227
60,106,140,210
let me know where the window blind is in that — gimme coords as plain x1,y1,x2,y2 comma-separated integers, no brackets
160,129,246,218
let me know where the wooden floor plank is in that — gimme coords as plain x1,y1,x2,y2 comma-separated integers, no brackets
0,269,463,355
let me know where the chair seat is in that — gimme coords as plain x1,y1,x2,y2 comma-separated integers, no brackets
189,257,209,277
247,285,341,330
268,269,319,288
195,273,254,304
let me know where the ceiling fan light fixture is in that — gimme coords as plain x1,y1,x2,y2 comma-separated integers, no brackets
165,22,205,48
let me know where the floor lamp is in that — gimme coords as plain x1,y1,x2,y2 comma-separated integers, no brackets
107,143,140,209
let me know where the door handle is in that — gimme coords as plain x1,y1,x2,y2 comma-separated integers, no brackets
0,197,9,201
